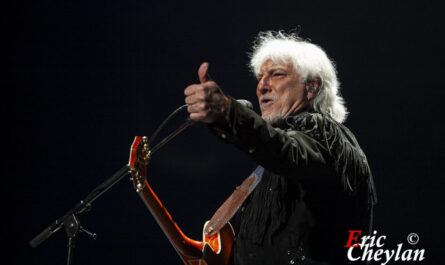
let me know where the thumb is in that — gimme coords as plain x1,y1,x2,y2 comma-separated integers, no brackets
198,62,212,83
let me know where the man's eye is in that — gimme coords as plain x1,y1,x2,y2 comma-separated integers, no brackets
273,72,285,76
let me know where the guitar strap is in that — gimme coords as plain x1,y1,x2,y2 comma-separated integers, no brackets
204,166,264,236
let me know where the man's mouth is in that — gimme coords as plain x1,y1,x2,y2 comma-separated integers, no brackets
260,96,275,109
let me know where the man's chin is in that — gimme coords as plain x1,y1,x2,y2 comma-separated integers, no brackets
262,113,284,124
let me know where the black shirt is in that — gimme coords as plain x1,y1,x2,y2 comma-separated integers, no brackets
210,98,377,265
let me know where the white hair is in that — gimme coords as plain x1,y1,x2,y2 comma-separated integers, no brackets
249,31,348,123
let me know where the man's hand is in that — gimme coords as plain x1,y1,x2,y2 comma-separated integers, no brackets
184,62,229,123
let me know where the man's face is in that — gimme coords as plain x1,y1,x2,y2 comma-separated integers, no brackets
256,59,308,123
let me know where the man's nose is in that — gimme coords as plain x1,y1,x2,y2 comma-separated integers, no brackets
257,77,270,94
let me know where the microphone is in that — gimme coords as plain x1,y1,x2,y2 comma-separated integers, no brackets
149,98,254,153
236,99,253,110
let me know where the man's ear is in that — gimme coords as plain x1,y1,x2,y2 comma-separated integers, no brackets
305,77,322,101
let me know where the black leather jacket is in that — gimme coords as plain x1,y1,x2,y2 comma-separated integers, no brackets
210,98,377,265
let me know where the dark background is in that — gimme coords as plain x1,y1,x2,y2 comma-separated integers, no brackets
4,0,444,264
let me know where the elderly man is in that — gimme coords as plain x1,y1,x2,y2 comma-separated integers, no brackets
184,31,377,265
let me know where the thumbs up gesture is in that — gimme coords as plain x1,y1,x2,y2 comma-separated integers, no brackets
184,62,229,123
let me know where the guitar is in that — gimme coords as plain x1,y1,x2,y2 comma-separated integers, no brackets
128,136,235,265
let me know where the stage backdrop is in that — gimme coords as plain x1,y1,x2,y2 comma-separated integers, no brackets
4,1,443,264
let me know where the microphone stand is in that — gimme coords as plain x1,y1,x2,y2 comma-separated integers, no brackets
29,165,130,265
29,105,194,265
150,118,194,154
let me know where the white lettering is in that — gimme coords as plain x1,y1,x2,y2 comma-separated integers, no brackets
401,249,412,261
373,249,383,261
381,249,395,265
347,246,360,261
360,235,372,247
362,244,373,261
346,232,426,264
395,243,403,261
376,235,386,247
413,249,425,261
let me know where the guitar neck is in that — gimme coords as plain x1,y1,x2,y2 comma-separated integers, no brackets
138,181,204,259
128,136,235,265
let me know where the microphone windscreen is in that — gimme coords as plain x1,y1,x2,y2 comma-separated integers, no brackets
236,99,253,110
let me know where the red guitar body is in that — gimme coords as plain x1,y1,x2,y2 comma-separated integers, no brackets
129,136,235,265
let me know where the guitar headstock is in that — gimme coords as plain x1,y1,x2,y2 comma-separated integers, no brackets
128,136,151,192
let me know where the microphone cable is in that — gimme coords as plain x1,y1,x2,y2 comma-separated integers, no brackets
148,104,189,146
147,99,253,155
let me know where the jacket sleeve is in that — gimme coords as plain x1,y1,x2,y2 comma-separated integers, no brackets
208,98,334,178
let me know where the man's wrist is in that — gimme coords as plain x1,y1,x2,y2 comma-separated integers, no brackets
222,95,231,122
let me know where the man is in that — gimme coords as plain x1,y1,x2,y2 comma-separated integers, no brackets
184,31,377,265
